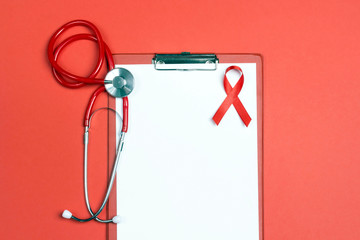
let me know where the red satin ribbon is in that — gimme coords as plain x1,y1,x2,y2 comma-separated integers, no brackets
213,66,252,126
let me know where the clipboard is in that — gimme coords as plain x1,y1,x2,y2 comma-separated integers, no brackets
106,53,263,240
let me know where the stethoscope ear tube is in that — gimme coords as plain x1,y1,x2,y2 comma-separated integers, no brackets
63,107,125,223
121,97,129,132
84,86,129,133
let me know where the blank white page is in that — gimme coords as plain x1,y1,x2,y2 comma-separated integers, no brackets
115,63,259,240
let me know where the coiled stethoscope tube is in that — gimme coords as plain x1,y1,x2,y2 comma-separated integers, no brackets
48,20,133,224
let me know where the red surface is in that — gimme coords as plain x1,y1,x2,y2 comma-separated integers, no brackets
0,0,359,239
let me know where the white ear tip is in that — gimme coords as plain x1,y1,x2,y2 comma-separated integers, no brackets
112,216,121,224
62,210,72,219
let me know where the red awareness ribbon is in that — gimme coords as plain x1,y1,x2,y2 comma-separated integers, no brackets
212,66,252,126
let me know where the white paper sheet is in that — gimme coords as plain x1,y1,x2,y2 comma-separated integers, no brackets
115,63,259,240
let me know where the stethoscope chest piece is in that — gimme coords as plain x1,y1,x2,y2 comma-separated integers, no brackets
105,68,134,98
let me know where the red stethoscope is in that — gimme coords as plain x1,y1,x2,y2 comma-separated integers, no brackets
48,20,134,224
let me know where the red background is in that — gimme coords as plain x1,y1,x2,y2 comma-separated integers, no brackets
1,0,359,239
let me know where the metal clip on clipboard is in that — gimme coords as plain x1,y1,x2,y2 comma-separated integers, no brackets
153,52,219,71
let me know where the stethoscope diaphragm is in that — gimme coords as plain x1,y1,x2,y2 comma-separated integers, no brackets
104,68,134,98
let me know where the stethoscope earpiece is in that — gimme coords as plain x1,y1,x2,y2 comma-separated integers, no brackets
62,210,72,219
62,210,122,224
105,68,134,98
112,216,122,224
